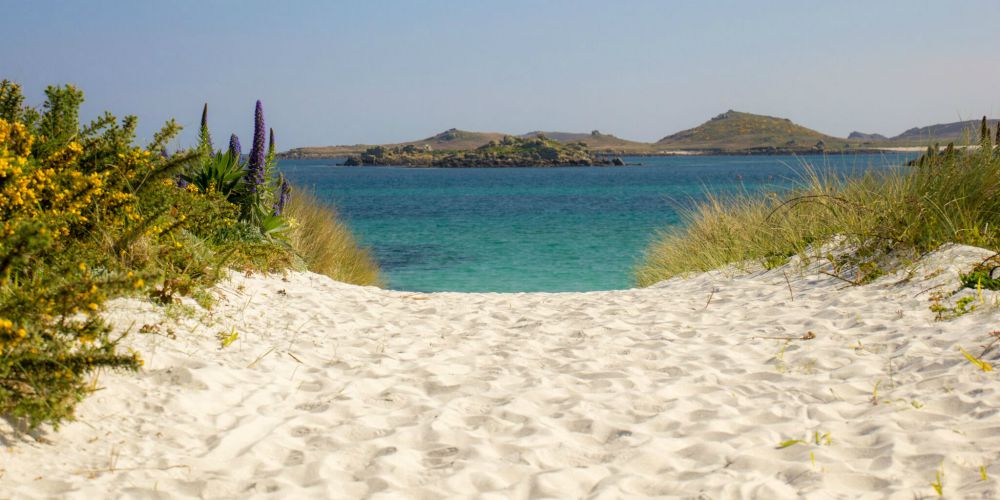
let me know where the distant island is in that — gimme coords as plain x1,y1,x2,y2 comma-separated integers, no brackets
342,134,620,168
653,110,849,154
279,111,999,161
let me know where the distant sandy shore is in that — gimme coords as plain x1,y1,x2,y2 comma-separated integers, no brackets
877,145,980,152
2,245,998,498
877,146,931,152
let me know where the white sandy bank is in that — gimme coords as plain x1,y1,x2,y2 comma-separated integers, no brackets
2,245,1000,499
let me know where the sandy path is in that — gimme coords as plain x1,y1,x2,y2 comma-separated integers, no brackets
2,245,999,499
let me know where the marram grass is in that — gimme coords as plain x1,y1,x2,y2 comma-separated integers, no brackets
637,131,1000,286
285,188,383,287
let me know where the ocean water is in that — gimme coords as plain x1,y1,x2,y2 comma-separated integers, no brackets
278,154,917,292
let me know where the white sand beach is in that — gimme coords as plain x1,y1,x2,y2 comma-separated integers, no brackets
2,244,999,499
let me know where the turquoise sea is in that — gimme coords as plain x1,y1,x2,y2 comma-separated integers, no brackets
278,154,917,292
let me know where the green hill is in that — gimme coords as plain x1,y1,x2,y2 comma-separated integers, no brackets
520,130,652,153
401,128,508,151
656,110,851,153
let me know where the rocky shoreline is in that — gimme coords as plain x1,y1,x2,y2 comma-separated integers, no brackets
343,154,622,168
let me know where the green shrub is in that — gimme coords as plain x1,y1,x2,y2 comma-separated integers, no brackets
0,80,380,427
0,92,148,427
960,255,1000,291
0,81,282,427
183,102,290,239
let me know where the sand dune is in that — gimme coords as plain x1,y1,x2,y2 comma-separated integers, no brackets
2,244,999,499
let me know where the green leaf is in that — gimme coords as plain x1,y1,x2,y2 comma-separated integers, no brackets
260,214,290,238
959,346,993,372
776,439,804,449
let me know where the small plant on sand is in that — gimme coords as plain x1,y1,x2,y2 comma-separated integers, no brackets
960,254,1000,291
930,466,944,496
929,292,978,321
775,430,833,450
814,431,832,445
776,438,805,449
978,330,1000,358
217,327,239,349
776,430,832,471
958,346,993,372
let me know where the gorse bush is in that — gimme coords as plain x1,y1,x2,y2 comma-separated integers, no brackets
0,83,163,427
0,79,363,429
0,116,143,427
1,79,381,427
637,118,1000,286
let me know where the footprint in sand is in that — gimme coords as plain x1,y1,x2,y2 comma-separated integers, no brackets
294,401,330,413
284,449,305,466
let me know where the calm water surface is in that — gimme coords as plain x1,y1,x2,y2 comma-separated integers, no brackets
278,154,916,292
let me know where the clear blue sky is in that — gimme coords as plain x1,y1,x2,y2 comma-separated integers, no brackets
3,0,999,149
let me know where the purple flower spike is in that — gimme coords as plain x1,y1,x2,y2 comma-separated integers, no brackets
268,128,275,156
273,175,291,216
246,100,267,192
228,134,241,159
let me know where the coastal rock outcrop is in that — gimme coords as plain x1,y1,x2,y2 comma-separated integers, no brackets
344,135,617,168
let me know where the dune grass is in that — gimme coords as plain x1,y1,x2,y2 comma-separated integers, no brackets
285,188,383,287
636,128,1000,286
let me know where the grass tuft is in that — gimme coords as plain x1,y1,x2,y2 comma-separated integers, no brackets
637,131,1000,286
284,187,382,287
